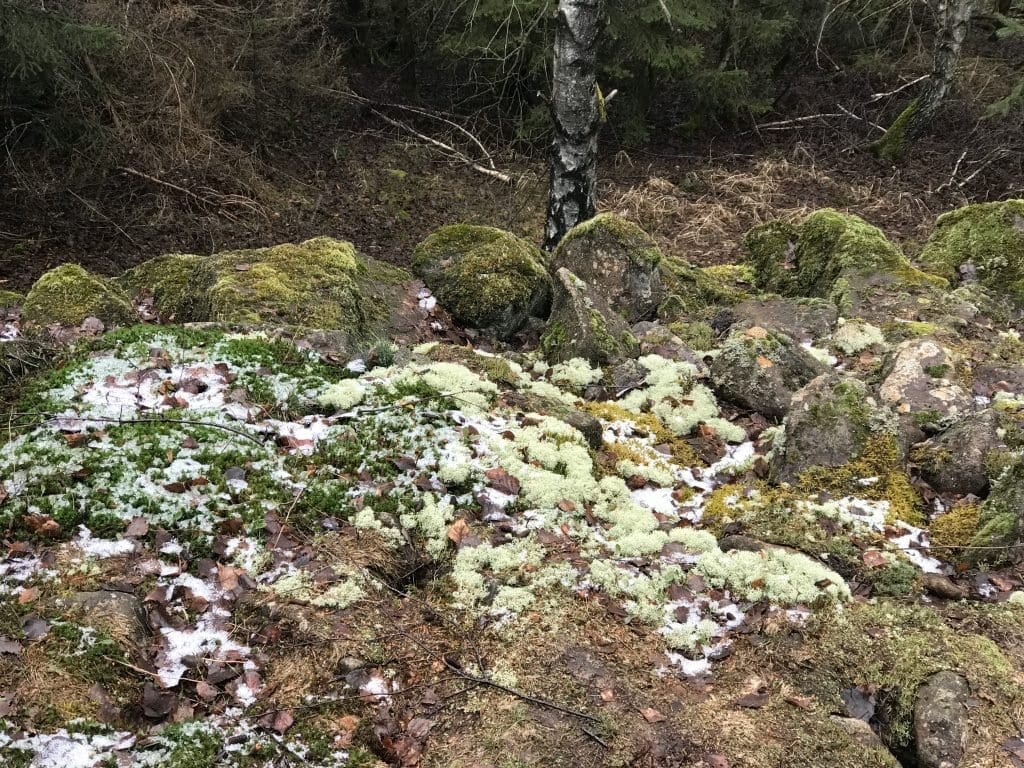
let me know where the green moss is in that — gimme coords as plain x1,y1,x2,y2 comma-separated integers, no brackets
414,225,550,338
22,264,134,327
970,457,1024,565
118,253,216,322
0,289,23,305
668,320,716,350
930,502,980,563
556,213,661,267
880,320,940,342
867,99,919,162
658,255,747,320
745,210,947,307
744,220,798,294
864,554,920,597
801,601,1017,751
919,200,1024,305
209,237,410,334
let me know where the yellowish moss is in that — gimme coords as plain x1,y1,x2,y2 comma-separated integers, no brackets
702,483,754,533
22,264,134,327
930,503,980,562
118,253,216,322
797,434,924,526
582,400,701,467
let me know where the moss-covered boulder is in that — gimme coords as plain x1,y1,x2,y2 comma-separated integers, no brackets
745,210,948,315
119,253,216,322
918,200,1024,306
969,456,1024,564
22,264,134,327
120,238,414,342
541,268,638,365
551,214,664,322
710,326,830,419
209,237,411,333
771,374,892,484
911,410,1006,496
412,225,551,339
657,258,747,321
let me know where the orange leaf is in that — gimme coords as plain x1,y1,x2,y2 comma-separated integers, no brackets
18,587,40,605
755,355,774,369
640,707,666,723
447,518,471,545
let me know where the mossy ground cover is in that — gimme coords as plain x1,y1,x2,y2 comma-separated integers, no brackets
0,324,1022,767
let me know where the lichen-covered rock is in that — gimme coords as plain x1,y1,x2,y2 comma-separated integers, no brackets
970,455,1024,563
730,297,838,343
412,224,551,339
771,374,892,484
541,268,638,365
631,321,703,366
22,264,134,327
919,200,1024,305
710,326,829,419
914,671,969,768
879,339,970,422
119,253,216,322
551,214,663,322
911,410,1006,496
745,210,947,312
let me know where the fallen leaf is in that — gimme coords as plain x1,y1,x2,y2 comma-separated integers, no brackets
640,707,666,723
23,514,61,537
260,709,294,734
785,695,813,710
862,549,888,569
17,587,39,605
126,517,149,537
558,499,576,512
142,682,177,719
447,518,471,545
755,355,774,369
600,688,615,702
407,717,434,739
733,691,769,708
484,467,521,495
704,754,730,768
0,636,22,655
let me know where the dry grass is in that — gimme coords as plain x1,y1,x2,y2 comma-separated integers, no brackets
602,156,935,267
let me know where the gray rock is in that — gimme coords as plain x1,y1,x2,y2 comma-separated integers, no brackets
631,321,704,366
710,326,829,419
550,214,664,322
829,716,894,758
771,374,894,484
730,297,839,343
540,268,638,366
914,671,969,768
879,339,971,421
912,410,1006,496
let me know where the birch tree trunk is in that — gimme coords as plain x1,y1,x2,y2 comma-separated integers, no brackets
544,0,602,251
870,0,975,161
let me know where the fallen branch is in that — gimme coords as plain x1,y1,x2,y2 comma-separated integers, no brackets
367,108,513,184
442,657,601,723
867,74,929,103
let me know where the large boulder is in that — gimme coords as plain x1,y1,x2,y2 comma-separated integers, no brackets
771,374,893,484
119,253,216,322
550,214,663,322
22,264,134,328
744,210,948,319
710,326,829,419
412,224,551,339
729,297,839,344
541,268,638,365
919,200,1024,306
122,237,415,343
911,410,1006,496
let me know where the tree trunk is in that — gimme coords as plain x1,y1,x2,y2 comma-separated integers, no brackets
870,0,975,161
544,0,602,251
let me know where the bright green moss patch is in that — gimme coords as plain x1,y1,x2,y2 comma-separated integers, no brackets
919,200,1024,305
0,289,23,305
413,224,551,339
118,253,216,322
22,264,134,327
745,210,947,306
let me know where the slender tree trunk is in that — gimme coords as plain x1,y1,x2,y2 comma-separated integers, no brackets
544,0,602,251
870,0,975,161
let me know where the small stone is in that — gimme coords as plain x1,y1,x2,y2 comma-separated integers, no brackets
914,671,969,768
